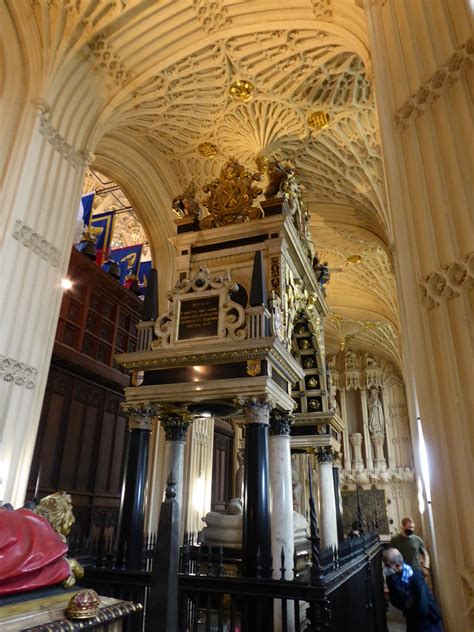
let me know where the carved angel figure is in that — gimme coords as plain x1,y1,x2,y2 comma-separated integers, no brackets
172,181,201,220
368,388,385,435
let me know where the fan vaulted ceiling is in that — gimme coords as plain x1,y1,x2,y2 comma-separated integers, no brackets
68,0,399,367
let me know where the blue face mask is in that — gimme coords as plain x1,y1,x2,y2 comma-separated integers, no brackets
383,566,396,577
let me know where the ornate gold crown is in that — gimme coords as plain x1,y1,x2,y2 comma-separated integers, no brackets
66,589,101,619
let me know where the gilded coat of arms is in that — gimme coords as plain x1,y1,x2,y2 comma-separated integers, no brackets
200,159,262,229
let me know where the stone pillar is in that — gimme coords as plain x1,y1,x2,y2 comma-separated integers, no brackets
269,411,294,580
160,409,192,516
118,403,159,570
360,389,374,470
332,455,344,543
350,433,364,472
240,396,272,578
371,432,387,471
339,390,352,471
316,447,338,549
0,102,92,508
359,3,472,628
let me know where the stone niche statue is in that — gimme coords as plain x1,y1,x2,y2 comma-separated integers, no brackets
0,492,84,596
368,388,385,435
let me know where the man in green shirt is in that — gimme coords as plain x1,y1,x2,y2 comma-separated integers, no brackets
390,516,429,574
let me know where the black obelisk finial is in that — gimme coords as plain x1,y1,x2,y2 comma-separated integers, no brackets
143,268,159,320
249,250,267,307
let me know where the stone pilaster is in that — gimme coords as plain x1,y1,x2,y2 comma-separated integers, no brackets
316,447,338,549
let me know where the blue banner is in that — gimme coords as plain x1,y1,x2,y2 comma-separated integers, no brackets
138,260,152,295
109,244,143,284
91,211,115,265
80,193,95,227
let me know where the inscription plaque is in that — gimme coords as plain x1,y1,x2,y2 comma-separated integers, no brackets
177,295,220,341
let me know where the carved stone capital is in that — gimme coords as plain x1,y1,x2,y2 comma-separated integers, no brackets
237,396,273,425
269,409,293,436
316,446,335,464
161,415,191,441
121,402,161,431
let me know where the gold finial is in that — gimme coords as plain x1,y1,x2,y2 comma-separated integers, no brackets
229,80,255,102
198,142,218,158
347,254,362,264
307,111,330,130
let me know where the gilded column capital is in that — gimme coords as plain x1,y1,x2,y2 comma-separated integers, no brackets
158,405,193,441
237,396,273,425
121,402,161,431
316,446,335,464
269,409,293,436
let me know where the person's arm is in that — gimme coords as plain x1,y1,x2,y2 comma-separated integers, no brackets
410,572,430,616
418,538,430,573
386,577,407,613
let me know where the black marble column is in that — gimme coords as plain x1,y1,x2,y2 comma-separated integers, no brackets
240,397,272,579
117,403,160,570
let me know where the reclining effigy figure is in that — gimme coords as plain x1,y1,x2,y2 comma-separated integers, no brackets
200,498,309,548
0,492,84,595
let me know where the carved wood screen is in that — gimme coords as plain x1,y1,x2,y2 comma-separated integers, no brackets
26,365,129,539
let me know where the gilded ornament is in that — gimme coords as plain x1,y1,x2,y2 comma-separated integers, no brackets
303,357,315,369
246,359,262,376
307,111,330,130
229,80,255,102
66,590,101,619
299,338,311,350
307,376,319,389
308,398,321,411
198,142,218,158
199,159,262,229
347,254,362,265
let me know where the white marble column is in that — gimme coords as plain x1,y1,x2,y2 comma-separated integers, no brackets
349,433,364,472
316,447,338,549
360,389,373,470
160,411,192,526
371,432,387,471
269,411,294,580
269,411,295,632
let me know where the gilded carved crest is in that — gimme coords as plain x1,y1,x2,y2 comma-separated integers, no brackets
199,159,262,229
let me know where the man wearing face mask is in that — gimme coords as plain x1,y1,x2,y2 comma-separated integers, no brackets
383,548,443,631
390,517,429,575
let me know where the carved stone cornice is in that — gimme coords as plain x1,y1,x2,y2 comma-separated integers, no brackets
269,410,293,436
121,402,161,431
0,355,38,389
237,396,273,425
394,38,473,131
12,219,62,267
34,99,94,167
419,253,473,309
316,445,335,463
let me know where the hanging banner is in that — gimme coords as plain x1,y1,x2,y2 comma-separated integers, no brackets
108,244,143,284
